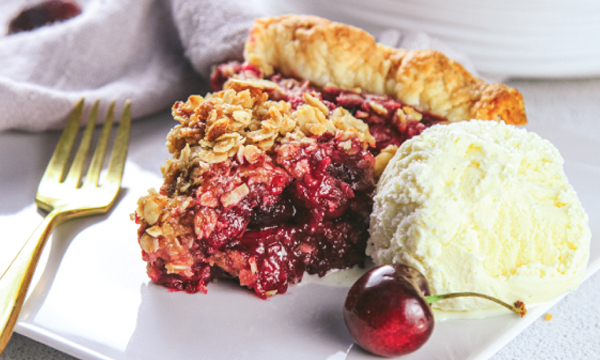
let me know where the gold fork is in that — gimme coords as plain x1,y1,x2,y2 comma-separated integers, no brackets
0,99,131,354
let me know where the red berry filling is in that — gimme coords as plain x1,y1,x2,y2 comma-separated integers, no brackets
137,61,444,299
138,134,375,299
210,61,446,155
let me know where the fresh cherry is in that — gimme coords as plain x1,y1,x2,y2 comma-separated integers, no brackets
8,0,81,35
344,264,434,357
344,264,526,357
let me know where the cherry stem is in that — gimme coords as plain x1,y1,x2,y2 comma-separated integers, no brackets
425,292,527,317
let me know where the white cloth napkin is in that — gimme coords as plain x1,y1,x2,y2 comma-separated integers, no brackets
0,0,258,131
0,0,470,132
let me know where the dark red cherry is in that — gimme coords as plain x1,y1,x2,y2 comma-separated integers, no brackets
343,264,434,357
343,264,527,357
249,196,296,228
8,0,81,35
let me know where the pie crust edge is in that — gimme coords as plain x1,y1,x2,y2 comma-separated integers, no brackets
244,15,528,126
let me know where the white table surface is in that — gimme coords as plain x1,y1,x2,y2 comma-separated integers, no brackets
1,77,599,360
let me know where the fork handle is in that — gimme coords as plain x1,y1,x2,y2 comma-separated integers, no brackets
0,210,61,354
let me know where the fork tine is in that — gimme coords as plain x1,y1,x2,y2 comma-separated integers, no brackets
83,101,115,188
40,99,84,184
64,100,99,188
104,100,131,187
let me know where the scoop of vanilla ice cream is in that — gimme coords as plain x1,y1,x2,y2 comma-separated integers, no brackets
367,120,591,312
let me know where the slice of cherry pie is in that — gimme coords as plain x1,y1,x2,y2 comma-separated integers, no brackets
133,15,528,299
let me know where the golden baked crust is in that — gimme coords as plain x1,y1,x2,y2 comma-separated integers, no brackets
244,15,527,125
163,78,375,194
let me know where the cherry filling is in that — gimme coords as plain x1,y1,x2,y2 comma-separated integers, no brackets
139,61,445,299
210,61,446,155
140,135,375,299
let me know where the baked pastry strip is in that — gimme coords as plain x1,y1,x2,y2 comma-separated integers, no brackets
245,15,527,125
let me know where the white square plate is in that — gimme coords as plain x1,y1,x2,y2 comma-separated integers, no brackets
3,112,598,360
